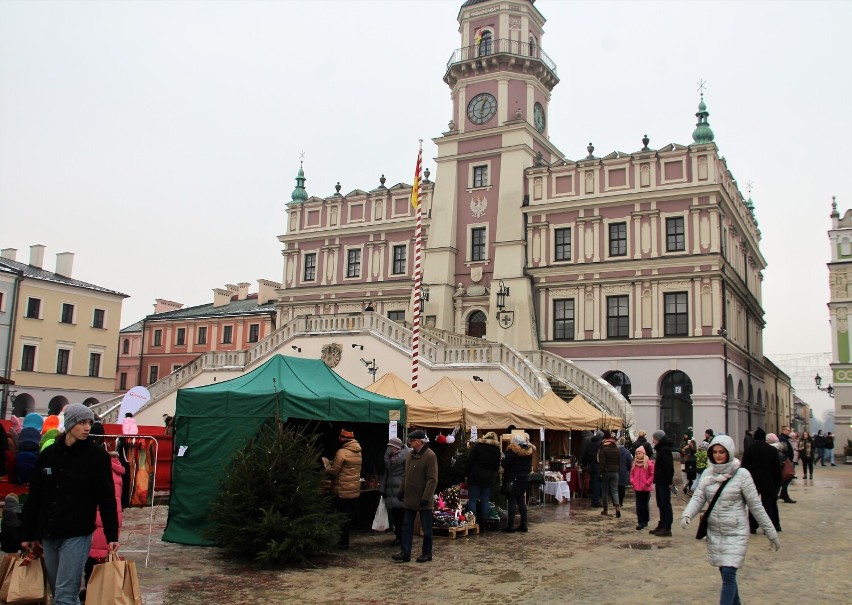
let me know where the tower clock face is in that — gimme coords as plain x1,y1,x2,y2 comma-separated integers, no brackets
467,93,497,125
534,102,546,133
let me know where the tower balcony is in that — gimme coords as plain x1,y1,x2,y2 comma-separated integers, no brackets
444,38,559,89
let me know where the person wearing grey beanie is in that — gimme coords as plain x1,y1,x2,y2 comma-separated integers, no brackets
21,403,119,605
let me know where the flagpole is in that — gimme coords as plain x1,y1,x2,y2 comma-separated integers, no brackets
411,140,424,390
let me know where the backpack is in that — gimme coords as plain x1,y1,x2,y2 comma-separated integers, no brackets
696,448,708,470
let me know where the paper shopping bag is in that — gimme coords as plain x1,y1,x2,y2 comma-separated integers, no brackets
0,552,18,600
2,551,48,604
86,553,142,605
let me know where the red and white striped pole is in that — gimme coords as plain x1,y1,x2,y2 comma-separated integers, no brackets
411,140,424,390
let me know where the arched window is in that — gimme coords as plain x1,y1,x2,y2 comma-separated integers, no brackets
529,35,538,57
660,370,693,442
478,30,493,57
48,395,69,416
123,338,130,355
467,310,487,338
603,370,632,402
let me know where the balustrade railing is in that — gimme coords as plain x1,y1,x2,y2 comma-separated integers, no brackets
92,313,631,427
446,39,556,74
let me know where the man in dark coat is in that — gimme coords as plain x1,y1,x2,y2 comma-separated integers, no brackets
649,430,674,537
582,431,603,507
465,431,501,532
741,427,782,531
630,430,654,458
21,403,119,605
393,429,438,564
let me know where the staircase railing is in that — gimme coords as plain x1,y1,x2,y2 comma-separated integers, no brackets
92,313,632,427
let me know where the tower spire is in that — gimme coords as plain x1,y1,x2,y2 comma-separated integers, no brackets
691,80,715,145
289,159,308,205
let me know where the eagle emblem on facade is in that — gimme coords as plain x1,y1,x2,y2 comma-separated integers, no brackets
321,343,342,368
470,195,487,218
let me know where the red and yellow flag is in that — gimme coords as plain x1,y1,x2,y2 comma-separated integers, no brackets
410,144,422,209
474,27,482,46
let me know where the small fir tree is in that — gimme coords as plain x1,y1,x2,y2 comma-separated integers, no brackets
205,418,344,567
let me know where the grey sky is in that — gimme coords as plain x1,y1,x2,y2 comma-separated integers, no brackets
2,0,850,416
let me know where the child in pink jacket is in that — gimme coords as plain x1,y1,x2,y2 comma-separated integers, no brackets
629,448,655,531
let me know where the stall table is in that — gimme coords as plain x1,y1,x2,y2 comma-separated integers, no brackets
543,481,571,503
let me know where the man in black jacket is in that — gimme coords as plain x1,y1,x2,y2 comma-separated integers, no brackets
581,431,603,507
21,403,119,605
649,430,674,537
741,428,782,531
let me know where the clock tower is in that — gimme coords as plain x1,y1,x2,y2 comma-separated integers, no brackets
425,0,563,349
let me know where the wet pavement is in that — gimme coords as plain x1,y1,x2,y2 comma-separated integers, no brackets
126,464,852,605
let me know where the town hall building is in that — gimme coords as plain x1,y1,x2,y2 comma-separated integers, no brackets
276,0,792,441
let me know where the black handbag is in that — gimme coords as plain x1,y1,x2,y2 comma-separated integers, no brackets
695,471,736,540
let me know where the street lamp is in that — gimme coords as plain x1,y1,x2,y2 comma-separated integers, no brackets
361,358,378,383
815,373,835,398
419,285,430,314
496,280,510,311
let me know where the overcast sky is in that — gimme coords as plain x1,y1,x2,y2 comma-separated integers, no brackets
2,0,849,417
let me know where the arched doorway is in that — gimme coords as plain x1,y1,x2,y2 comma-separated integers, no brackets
48,395,69,416
660,370,693,442
82,397,100,407
12,393,36,417
466,310,487,338
603,370,632,402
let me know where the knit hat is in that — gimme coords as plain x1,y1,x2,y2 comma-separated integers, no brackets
387,437,403,449
338,428,354,442
63,403,94,432
652,430,665,442
408,429,427,441
754,428,767,441
3,494,21,514
705,428,714,438
765,432,779,444
23,413,44,431
42,415,60,435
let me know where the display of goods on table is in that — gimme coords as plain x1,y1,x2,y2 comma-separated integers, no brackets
427,485,479,538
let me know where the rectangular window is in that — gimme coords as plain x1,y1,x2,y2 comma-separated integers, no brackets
388,310,406,323
26,298,41,319
119,372,127,390
88,352,101,377
60,303,75,324
248,324,260,343
153,329,162,347
471,227,486,261
607,295,629,339
473,165,488,188
392,245,406,274
122,339,130,355
609,222,627,256
148,365,159,384
176,327,186,346
553,299,575,341
92,308,105,329
56,349,70,374
346,249,361,278
222,325,233,344
664,292,689,337
172,364,182,373
21,345,36,371
303,253,317,281
555,228,571,261
666,217,685,252
197,326,208,345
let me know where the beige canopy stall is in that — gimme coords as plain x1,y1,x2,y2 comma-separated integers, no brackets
505,388,576,431
365,373,463,428
420,377,545,430
565,394,623,430
534,391,600,431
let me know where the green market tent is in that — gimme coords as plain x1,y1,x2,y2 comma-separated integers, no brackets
162,354,405,546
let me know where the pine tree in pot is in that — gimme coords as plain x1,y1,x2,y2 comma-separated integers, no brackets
205,418,344,567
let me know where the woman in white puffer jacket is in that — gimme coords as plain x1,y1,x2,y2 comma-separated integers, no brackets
681,434,780,605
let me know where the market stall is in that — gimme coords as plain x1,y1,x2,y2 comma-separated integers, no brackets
162,354,405,546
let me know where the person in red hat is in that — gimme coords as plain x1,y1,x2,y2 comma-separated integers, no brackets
326,428,362,549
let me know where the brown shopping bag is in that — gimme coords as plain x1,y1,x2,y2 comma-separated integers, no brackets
0,552,18,598
0,550,48,604
86,553,142,605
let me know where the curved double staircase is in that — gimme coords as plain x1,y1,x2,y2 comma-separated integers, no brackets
91,313,633,429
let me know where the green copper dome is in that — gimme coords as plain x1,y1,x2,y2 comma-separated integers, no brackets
691,94,715,145
289,163,308,205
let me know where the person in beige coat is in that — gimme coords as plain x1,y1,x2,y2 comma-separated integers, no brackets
326,428,362,549
392,429,438,563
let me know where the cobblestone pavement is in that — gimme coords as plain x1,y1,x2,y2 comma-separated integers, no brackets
125,463,851,605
